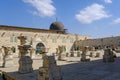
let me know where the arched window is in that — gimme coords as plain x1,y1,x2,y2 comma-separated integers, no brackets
14,37,17,42
10,37,14,42
36,43,45,54
10,36,17,43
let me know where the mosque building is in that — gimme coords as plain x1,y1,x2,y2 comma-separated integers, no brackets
0,21,91,55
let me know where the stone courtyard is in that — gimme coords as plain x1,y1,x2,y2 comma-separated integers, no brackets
62,56,120,80
0,53,120,80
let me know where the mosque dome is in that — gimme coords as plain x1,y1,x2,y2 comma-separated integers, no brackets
49,21,64,31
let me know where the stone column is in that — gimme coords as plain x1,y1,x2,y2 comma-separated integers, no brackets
57,46,62,60
66,53,69,57
81,47,90,61
57,46,66,61
2,47,14,67
18,45,33,73
70,51,74,57
95,52,100,57
18,36,33,74
103,49,114,62
38,56,62,80
0,48,4,66
89,47,95,58
77,51,81,57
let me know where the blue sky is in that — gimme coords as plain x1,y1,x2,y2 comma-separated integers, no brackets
0,0,120,38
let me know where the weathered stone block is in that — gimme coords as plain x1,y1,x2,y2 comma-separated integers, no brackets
70,52,74,57
103,49,114,62
95,52,100,57
18,56,33,73
43,56,56,67
38,56,62,80
38,67,50,80
81,47,90,62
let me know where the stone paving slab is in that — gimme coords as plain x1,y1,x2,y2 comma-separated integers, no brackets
0,54,120,80
62,57,120,80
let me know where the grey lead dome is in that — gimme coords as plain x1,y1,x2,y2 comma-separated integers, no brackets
50,21,64,31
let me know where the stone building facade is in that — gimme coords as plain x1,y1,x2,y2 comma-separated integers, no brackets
77,36,120,49
0,21,90,55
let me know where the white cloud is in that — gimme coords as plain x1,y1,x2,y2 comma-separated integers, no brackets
104,0,112,4
113,18,120,24
75,3,110,24
23,0,56,17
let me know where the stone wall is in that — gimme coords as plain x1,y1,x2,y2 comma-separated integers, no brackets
77,36,120,48
0,27,90,55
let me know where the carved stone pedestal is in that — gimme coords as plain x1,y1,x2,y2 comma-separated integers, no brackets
57,46,66,61
38,56,62,80
18,36,33,74
95,52,100,57
103,49,114,62
38,66,62,80
19,56,33,73
70,51,74,57
81,47,90,62
18,45,33,74
81,55,90,61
